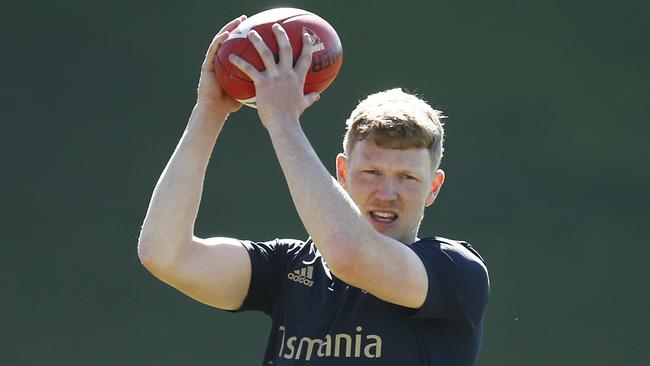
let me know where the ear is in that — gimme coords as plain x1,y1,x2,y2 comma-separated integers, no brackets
336,153,349,190
425,169,445,207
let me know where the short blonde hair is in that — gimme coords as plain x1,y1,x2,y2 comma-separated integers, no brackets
343,88,446,169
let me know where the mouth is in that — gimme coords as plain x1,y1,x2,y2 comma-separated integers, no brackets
369,210,399,225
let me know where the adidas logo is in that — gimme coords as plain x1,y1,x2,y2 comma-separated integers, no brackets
303,26,325,52
287,265,314,287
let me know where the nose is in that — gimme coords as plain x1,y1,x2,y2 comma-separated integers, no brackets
375,177,398,201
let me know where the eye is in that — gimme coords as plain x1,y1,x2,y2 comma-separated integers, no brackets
401,174,418,181
362,170,379,175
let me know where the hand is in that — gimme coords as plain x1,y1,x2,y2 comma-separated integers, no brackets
196,15,247,114
229,24,320,130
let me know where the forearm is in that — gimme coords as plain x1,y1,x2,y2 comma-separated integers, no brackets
229,23,379,271
138,103,229,266
266,122,378,270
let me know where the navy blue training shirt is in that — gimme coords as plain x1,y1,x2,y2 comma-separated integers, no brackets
232,237,490,365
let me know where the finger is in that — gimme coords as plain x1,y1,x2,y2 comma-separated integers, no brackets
272,24,292,68
201,15,247,71
304,92,320,108
202,31,230,72
229,54,262,82
218,14,247,35
247,30,277,73
295,32,315,80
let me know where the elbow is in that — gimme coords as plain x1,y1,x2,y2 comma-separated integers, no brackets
327,256,353,279
321,230,385,288
137,238,177,283
137,234,160,272
328,252,366,289
136,223,192,279
314,224,382,284
322,238,362,282
137,231,176,276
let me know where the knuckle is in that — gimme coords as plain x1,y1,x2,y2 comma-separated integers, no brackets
300,55,312,65
259,47,274,59
257,79,271,88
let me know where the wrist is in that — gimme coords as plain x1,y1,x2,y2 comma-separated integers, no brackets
265,119,309,150
263,116,302,135
195,99,232,117
188,102,231,132
194,101,232,121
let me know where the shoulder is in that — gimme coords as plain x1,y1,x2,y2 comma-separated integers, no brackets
414,236,487,266
239,238,313,263
410,236,490,290
411,236,490,327
240,238,306,251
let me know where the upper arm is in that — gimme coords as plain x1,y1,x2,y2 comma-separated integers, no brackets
335,238,490,326
333,236,430,309
142,236,252,311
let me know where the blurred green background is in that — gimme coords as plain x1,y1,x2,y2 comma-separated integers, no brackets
3,0,649,364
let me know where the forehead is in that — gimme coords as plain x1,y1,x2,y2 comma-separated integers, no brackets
348,139,432,173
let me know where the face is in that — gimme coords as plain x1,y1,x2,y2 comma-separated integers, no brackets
337,139,445,244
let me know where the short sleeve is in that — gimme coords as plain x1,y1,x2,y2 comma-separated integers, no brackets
409,238,490,329
230,239,303,315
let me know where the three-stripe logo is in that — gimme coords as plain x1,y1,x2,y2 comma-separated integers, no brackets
287,265,315,287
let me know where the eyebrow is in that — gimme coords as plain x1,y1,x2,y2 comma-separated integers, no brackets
360,163,424,177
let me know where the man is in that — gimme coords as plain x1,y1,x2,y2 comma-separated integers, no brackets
138,15,489,366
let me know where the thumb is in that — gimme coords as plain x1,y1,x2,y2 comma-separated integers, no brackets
305,92,320,108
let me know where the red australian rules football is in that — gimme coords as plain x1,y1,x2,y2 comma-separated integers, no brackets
215,8,343,108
